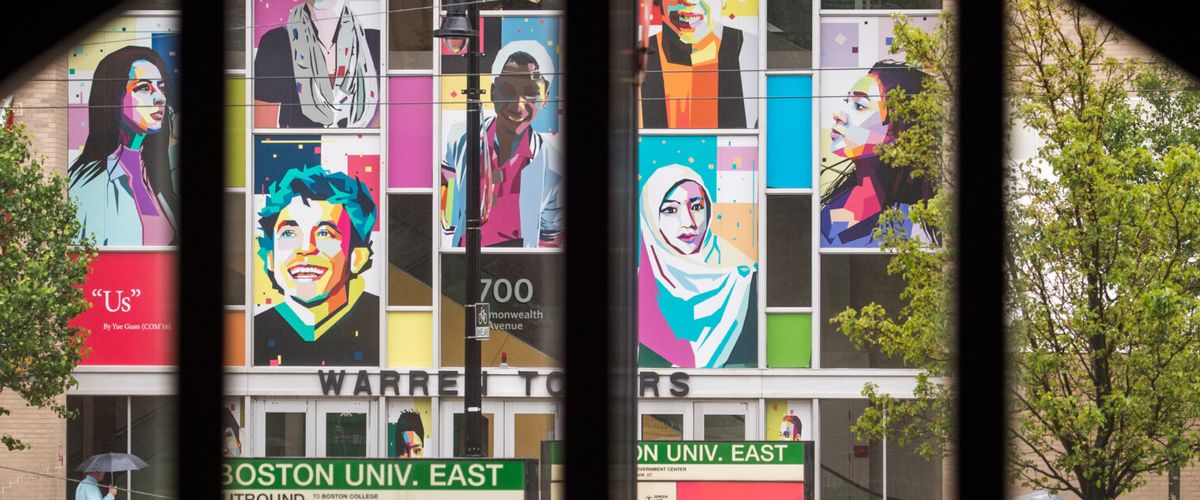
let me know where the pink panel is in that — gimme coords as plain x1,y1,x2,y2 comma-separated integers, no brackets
75,252,177,366
675,482,806,500
388,76,434,189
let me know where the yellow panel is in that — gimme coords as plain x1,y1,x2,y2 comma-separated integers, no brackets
225,77,246,188
439,75,496,113
724,0,758,18
388,312,434,367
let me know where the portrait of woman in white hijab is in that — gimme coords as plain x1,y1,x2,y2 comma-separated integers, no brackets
638,165,757,368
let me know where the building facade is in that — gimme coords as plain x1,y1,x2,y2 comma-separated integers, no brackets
0,0,1187,499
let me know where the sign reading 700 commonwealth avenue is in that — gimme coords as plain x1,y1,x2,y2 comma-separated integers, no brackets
223,458,537,500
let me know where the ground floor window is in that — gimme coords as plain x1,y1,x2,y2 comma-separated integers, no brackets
66,396,175,500
819,399,942,500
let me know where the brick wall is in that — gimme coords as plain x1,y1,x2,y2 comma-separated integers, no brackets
11,57,68,179
0,393,67,500
0,56,70,500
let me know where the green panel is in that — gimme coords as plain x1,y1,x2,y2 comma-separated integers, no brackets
766,313,812,368
225,77,246,187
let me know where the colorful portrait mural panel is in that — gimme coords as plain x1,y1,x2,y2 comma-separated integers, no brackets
68,16,180,247
638,136,758,368
387,399,433,458
439,16,564,249
222,399,245,457
253,0,382,128
638,0,759,128
765,400,812,442
818,16,938,249
253,134,381,366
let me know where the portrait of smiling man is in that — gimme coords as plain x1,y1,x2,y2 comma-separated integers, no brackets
442,40,563,248
254,165,379,366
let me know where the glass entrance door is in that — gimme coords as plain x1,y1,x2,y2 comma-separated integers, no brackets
638,401,694,440
316,401,376,457
695,401,757,441
254,399,378,457
504,401,560,458
440,400,502,457
256,400,314,457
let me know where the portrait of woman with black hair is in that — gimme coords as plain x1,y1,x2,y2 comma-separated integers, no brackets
820,60,936,248
69,45,179,247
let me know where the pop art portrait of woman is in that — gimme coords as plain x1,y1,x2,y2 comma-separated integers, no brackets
69,45,179,247
820,61,937,248
638,164,757,368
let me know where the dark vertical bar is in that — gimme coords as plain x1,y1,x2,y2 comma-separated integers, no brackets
463,0,484,458
177,0,225,498
0,2,123,93
955,0,1006,498
563,0,638,493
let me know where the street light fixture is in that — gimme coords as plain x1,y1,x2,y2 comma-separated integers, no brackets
434,7,474,54
434,0,485,459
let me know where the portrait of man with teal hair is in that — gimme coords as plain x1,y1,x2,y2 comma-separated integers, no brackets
254,165,379,366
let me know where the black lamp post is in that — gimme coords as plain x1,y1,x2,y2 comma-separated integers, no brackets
434,0,484,458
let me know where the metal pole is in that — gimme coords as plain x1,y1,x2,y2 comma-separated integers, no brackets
463,0,484,459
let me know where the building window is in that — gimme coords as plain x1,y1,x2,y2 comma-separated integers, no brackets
820,255,909,368
226,0,246,70
767,0,812,68
820,400,942,499
440,253,564,367
820,399,883,499
67,397,178,500
264,412,307,457
388,0,433,69
223,193,245,306
130,397,177,499
642,414,685,441
389,194,434,306
766,195,812,307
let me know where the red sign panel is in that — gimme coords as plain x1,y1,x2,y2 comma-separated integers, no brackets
74,252,176,365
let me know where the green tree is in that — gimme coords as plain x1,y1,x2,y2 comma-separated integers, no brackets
831,2,1200,498
0,120,96,451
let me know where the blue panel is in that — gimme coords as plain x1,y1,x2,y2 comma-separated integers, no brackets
766,75,813,189
254,135,321,191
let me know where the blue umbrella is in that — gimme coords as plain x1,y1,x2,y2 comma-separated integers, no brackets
76,453,149,472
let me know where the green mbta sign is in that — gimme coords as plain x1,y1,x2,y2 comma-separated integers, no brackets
635,441,805,465
224,458,536,499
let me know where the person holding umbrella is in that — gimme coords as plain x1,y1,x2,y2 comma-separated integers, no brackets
75,452,147,500
75,470,118,500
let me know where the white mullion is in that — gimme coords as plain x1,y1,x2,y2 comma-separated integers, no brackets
756,0,767,371
431,0,444,376
380,0,391,376
639,127,761,137
244,0,255,368
811,0,823,372
764,187,813,195
126,396,132,494
387,187,436,194
813,398,822,500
